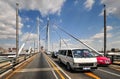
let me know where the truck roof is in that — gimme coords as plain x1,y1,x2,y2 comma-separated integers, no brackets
59,48,89,51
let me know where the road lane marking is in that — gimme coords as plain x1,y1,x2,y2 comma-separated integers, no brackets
85,72,101,79
43,53,71,79
47,57,65,79
98,69,120,77
43,53,66,79
44,53,100,79
15,68,59,72
5,55,36,79
43,53,59,79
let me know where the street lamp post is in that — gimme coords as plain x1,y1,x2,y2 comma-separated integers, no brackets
16,3,19,58
104,4,107,56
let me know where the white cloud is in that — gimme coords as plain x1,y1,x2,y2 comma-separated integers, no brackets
92,26,113,39
51,25,114,51
20,32,38,49
0,44,15,49
111,41,120,45
106,26,113,31
91,32,112,39
52,42,59,51
84,0,95,10
74,0,79,5
91,26,113,39
61,39,71,43
0,1,23,40
52,25,118,51
92,33,104,39
27,25,30,28
60,39,71,48
21,32,38,42
3,0,66,16
77,25,113,50
51,38,80,51
81,39,94,45
52,38,94,51
100,0,120,18
107,40,120,49
0,0,65,48
99,7,117,16
20,32,46,49
60,19,62,23
25,17,30,22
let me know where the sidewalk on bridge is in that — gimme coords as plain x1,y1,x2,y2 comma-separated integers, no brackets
113,61,120,65
109,61,120,70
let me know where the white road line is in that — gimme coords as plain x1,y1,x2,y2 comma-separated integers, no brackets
43,53,59,79
98,69,120,77
45,54,72,79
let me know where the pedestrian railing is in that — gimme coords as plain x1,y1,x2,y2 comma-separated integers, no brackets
107,53,120,64
0,53,36,74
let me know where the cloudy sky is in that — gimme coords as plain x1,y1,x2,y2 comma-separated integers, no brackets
0,0,120,51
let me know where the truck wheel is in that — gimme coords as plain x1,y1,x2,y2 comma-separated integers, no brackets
58,59,62,64
66,63,71,71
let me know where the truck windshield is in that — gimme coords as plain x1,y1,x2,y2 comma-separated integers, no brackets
72,49,95,58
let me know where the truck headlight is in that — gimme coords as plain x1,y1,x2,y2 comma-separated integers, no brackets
94,63,97,66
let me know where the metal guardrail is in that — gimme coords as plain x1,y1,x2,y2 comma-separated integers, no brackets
0,60,12,74
0,53,36,74
107,54,120,63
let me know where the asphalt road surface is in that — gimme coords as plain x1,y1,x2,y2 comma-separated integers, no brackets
4,53,120,79
5,53,58,79
50,55,120,79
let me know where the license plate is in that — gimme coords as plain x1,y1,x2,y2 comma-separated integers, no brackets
105,60,110,64
83,67,91,70
105,61,110,64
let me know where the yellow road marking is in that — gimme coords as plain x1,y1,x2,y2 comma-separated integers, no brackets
43,53,65,79
47,59,65,79
15,67,60,72
5,55,36,79
43,53,100,79
85,72,101,79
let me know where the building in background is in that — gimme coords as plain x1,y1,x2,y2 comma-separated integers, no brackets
0,47,6,54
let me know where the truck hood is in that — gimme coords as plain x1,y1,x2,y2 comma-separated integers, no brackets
74,58,97,63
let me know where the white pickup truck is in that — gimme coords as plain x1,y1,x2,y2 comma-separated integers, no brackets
58,49,97,71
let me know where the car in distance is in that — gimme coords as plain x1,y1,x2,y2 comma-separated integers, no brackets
45,51,51,55
94,53,111,66
51,51,58,58
57,49,97,71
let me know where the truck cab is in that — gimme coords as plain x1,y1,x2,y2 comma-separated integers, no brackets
58,49,97,71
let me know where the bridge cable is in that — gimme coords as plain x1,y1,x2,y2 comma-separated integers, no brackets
53,23,101,54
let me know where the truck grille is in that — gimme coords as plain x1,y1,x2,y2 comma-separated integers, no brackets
79,63,94,66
